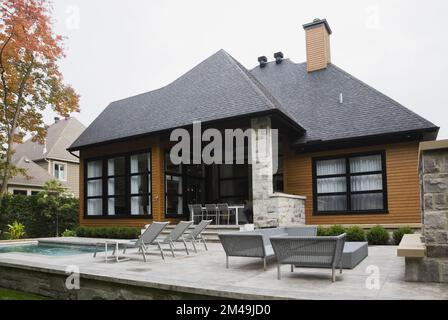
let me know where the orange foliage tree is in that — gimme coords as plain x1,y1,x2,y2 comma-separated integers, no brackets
0,0,79,197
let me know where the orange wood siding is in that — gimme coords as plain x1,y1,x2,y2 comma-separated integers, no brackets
79,136,181,228
283,141,422,225
305,24,331,72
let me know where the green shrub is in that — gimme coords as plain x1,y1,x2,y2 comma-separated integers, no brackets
62,229,76,237
7,221,26,240
317,226,328,236
0,194,79,238
75,226,140,239
393,227,414,245
367,226,390,245
326,225,346,236
346,226,366,242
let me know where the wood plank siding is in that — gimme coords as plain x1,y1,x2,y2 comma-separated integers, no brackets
305,24,331,72
79,135,181,228
284,141,422,225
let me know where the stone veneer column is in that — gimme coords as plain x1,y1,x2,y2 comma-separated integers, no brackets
251,116,276,228
422,148,448,258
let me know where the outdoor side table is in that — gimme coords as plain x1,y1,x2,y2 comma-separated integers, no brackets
93,240,130,263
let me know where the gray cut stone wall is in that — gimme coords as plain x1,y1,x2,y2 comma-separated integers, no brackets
251,117,306,228
406,144,448,283
422,149,448,258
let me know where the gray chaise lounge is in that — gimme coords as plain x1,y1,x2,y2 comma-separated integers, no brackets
219,227,317,270
270,233,346,282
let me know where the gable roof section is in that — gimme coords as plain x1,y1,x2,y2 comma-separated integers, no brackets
9,156,54,187
15,117,85,163
250,60,438,145
69,50,304,151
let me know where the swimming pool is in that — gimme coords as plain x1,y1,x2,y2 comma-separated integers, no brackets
0,243,99,256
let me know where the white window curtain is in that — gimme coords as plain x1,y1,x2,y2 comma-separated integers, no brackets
350,155,382,173
317,177,346,193
87,180,102,197
87,199,102,216
352,194,383,210
351,174,383,192
87,161,102,178
108,159,115,176
316,159,346,176
108,198,115,216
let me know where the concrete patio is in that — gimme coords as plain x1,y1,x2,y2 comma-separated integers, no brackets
0,238,447,300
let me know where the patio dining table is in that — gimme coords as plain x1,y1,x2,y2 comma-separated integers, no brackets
191,205,245,226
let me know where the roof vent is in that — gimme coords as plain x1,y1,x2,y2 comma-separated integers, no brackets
54,117,60,123
274,52,284,64
258,56,268,68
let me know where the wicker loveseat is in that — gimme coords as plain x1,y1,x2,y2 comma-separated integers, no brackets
270,233,346,282
218,227,317,270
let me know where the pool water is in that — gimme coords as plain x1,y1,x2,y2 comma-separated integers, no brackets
0,244,99,256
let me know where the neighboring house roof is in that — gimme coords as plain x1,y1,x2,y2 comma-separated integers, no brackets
69,50,438,151
9,156,54,188
69,50,304,151
250,60,438,145
15,117,86,163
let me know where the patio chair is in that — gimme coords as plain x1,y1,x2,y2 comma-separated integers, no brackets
189,204,203,224
161,221,194,257
122,222,170,262
183,219,212,253
217,203,232,225
205,204,218,225
270,234,346,282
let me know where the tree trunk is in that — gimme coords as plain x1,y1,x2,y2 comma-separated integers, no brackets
0,131,15,198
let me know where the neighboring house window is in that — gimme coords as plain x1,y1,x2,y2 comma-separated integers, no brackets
54,163,67,181
31,191,40,196
13,190,27,196
313,152,387,214
85,151,152,217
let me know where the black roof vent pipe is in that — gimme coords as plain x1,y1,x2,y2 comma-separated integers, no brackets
258,56,268,68
274,52,284,64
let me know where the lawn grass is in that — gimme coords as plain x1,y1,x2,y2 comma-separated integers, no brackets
0,287,49,300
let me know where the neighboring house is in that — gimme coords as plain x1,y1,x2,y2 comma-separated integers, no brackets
12,117,86,197
68,19,439,228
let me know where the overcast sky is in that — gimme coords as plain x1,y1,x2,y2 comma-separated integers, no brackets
49,0,448,139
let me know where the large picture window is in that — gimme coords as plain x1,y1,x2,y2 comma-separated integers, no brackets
85,151,151,218
165,153,183,217
313,152,387,215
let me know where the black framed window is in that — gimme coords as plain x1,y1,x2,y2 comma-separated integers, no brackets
313,152,387,215
218,164,249,205
85,150,151,218
165,153,183,217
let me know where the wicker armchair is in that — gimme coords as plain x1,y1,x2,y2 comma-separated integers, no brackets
270,233,346,282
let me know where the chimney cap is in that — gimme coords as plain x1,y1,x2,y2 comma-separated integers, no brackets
303,18,332,35
274,52,284,64
258,56,268,68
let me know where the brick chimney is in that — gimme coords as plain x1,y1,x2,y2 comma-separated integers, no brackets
303,18,332,72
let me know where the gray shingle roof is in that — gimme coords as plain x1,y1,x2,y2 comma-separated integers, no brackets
69,50,438,151
250,60,438,144
70,50,299,150
9,156,54,187
15,117,85,162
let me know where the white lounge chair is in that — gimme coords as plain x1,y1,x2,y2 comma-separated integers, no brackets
122,221,169,262
160,221,194,257
182,220,212,253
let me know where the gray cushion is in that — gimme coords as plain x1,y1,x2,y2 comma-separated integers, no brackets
342,242,368,269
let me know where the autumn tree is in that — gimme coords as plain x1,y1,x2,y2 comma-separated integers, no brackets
0,0,79,198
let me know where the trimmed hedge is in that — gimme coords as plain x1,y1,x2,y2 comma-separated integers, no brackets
366,226,390,245
346,226,366,242
0,195,79,239
75,226,141,239
326,225,346,236
393,227,414,245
